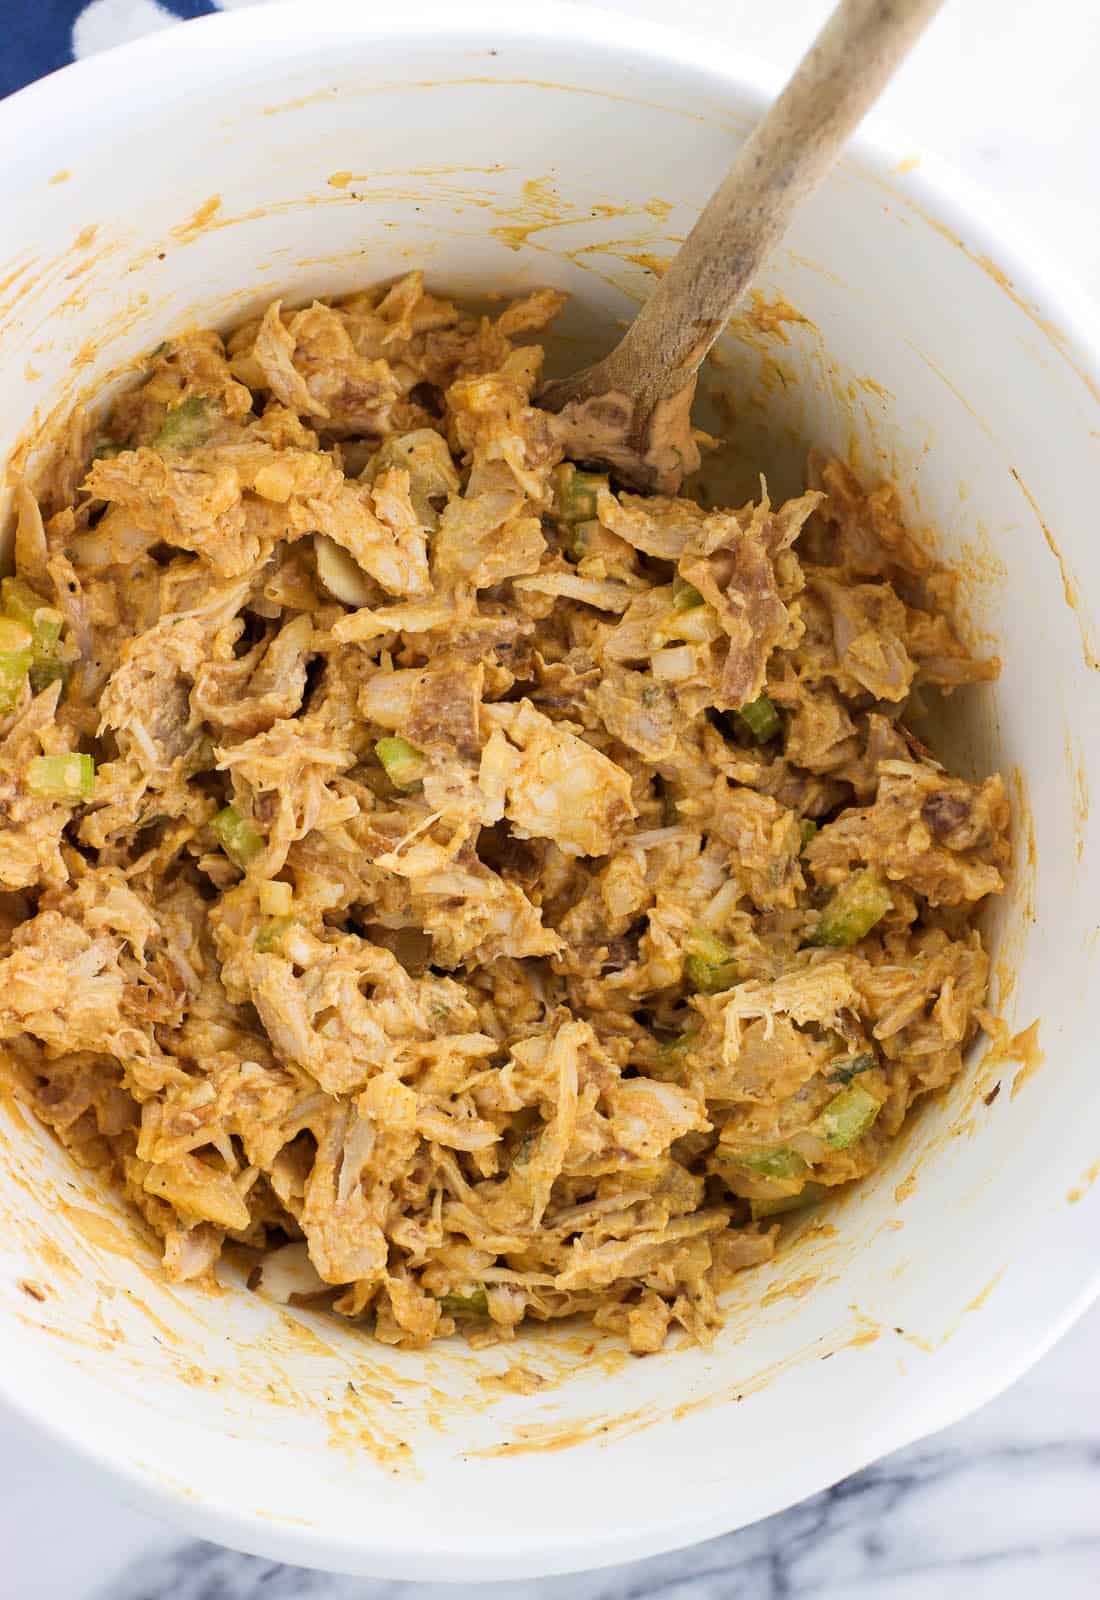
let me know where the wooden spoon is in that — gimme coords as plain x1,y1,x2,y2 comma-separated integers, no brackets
539,0,944,493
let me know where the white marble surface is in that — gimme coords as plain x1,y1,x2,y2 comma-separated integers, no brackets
3,1,1100,1595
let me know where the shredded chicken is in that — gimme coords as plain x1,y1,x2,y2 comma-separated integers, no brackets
0,274,1009,1355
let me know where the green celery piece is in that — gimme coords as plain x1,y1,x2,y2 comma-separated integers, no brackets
2,578,63,653
511,1129,540,1169
672,583,705,611
656,1026,700,1061
684,925,738,994
0,619,34,713
255,917,293,954
827,1051,876,1085
735,693,782,743
369,430,459,530
799,818,818,850
258,879,293,917
728,1145,807,1180
155,395,212,451
812,1082,882,1149
3,580,67,702
566,517,601,560
213,804,264,868
684,952,738,994
750,1181,827,1220
26,752,95,801
440,1287,489,1317
807,868,892,948
29,658,70,696
2,579,48,620
375,735,426,792
32,609,63,654
371,430,457,498
0,619,32,656
558,464,608,524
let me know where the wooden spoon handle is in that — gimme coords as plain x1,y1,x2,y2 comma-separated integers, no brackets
561,0,943,411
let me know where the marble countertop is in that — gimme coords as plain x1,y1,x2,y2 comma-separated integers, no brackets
3,1,1100,1595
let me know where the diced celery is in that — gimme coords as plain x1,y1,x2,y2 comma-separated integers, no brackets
255,917,293,954
92,438,125,461
0,618,33,660
750,1181,827,1220
2,580,68,702
31,608,63,654
728,1145,807,1180
827,1051,876,1085
0,619,34,713
155,395,212,451
439,1286,489,1317
811,1082,881,1149
799,818,818,850
0,670,28,715
684,952,738,993
375,735,426,792
735,693,782,743
371,430,459,497
258,880,293,917
511,1129,540,1170
564,517,597,559
0,579,41,627
672,582,705,611
368,430,460,530
656,1026,699,1061
28,658,70,696
683,925,738,994
213,805,264,868
557,463,608,524
807,868,892,948
26,752,95,802
2,578,63,652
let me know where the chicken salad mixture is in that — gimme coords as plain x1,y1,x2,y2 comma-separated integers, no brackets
0,274,1009,1352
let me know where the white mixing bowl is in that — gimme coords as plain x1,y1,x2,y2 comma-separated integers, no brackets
1,1,1098,1580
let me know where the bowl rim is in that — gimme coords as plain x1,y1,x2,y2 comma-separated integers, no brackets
3,0,1100,1580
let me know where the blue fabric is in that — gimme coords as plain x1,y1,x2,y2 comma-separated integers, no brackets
1,0,218,101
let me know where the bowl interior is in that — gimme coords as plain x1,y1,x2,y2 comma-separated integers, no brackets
0,5,1098,1580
